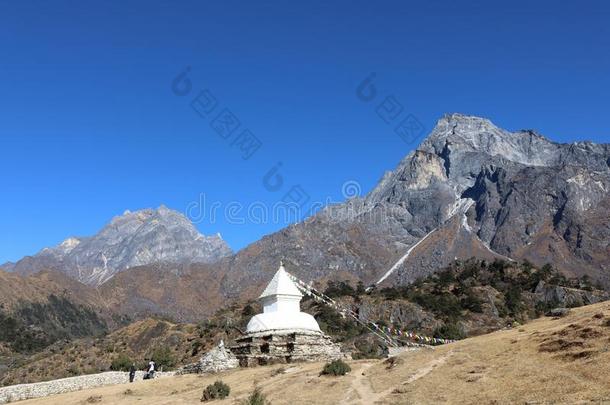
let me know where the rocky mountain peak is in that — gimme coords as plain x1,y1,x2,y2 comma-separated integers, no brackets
335,113,609,287
57,237,82,254
420,113,559,168
4,206,232,286
433,113,499,136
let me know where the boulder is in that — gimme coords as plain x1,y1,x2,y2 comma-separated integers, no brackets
548,308,570,318
535,281,610,308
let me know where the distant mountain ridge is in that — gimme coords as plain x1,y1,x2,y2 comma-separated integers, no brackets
2,113,608,319
2,206,232,285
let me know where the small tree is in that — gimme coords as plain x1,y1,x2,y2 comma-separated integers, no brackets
504,285,523,315
324,280,356,298
110,353,132,371
356,281,366,295
539,263,554,281
201,380,231,401
320,359,351,376
150,345,176,369
241,304,256,317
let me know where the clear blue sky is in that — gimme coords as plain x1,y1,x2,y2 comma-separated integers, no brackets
1,0,609,262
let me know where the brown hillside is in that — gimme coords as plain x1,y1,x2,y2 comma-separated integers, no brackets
0,270,104,312
17,300,610,404
98,262,231,322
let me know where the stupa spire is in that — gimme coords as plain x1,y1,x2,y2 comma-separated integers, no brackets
258,262,302,299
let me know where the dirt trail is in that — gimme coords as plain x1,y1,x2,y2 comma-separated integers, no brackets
405,350,453,384
340,362,376,405
341,351,454,404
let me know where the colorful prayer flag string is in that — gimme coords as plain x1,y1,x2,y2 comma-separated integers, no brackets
286,273,456,349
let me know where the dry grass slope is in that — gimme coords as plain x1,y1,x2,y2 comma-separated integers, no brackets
16,301,610,405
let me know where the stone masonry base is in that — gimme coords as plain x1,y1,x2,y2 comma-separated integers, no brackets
229,330,343,367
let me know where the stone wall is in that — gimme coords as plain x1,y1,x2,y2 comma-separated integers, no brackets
0,371,174,404
387,346,424,357
230,330,343,367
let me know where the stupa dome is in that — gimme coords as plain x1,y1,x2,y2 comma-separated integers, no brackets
246,263,321,334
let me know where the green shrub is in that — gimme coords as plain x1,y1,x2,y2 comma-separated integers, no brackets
433,323,464,340
489,259,508,273
408,291,462,321
150,345,176,369
436,269,456,287
460,289,484,313
110,353,132,371
378,285,410,300
458,263,480,282
201,380,231,401
241,387,271,405
504,285,523,315
314,303,366,342
241,304,256,317
320,359,351,376
324,280,356,298
356,281,366,295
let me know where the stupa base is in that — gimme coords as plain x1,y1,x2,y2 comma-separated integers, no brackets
229,329,343,367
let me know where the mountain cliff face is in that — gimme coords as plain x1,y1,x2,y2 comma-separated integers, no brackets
362,114,610,284
216,114,609,299
3,206,232,285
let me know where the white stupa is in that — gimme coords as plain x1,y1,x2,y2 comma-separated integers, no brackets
246,262,321,334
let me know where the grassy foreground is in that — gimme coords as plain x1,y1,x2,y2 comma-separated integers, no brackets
18,300,610,404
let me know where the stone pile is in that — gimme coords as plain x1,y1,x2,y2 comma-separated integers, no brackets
178,341,239,374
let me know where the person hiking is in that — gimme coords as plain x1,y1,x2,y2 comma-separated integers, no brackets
129,363,136,383
147,360,156,379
